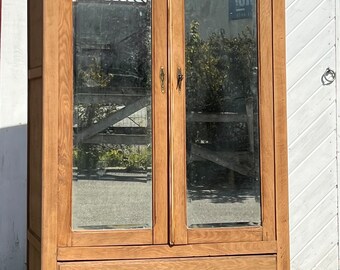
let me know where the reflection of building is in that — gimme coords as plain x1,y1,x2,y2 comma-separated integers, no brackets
73,1,151,86
229,0,254,20
73,0,152,148
185,0,256,39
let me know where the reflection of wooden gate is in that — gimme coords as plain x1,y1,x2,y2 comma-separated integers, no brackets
187,98,256,177
75,88,256,178
74,87,151,146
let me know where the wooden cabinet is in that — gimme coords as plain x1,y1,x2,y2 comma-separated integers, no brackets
28,0,289,269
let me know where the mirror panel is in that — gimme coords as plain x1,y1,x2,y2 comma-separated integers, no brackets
72,0,152,230
185,0,261,228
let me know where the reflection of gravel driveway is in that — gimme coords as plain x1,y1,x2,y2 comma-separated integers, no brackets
73,175,152,229
73,173,260,230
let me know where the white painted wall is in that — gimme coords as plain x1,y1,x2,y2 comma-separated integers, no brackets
0,0,27,269
286,0,339,269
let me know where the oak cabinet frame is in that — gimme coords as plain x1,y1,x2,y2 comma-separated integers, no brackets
28,0,289,269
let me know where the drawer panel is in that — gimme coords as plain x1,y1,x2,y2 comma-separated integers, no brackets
58,255,276,270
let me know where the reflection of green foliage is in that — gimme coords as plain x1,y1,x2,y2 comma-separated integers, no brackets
186,20,257,113
73,4,152,174
74,145,152,172
75,104,119,129
186,21,257,149
78,61,114,87
73,145,101,171
98,146,152,171
99,149,124,167
123,147,151,172
74,102,118,173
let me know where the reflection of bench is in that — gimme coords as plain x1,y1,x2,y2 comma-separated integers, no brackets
187,98,256,178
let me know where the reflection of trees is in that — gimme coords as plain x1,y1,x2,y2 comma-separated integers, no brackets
186,20,257,147
73,2,152,175
186,21,257,113
72,6,258,180
186,20,259,191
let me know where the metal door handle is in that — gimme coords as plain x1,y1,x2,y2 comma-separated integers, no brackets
160,67,166,93
176,67,184,91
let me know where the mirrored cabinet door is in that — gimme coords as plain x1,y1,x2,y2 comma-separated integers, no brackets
58,0,168,246
170,0,275,245
72,0,154,231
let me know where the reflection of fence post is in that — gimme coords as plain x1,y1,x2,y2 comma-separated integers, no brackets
147,105,151,138
74,97,150,144
146,105,152,181
228,169,235,188
246,97,260,201
245,97,254,154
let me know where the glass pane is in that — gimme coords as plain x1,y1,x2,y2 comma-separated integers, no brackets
72,0,152,230
185,0,261,228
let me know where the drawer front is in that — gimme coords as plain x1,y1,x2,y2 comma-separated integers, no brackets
58,255,276,270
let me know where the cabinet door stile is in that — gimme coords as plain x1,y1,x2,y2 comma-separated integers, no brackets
152,0,169,245
258,0,276,242
168,0,188,245
58,0,73,247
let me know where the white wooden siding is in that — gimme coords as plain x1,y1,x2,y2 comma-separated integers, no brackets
286,0,338,269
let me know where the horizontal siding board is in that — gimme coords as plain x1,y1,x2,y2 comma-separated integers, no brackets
290,189,337,256
313,245,338,269
324,260,338,270
286,0,324,34
288,87,335,144
291,217,338,269
286,0,297,9
289,131,336,206
288,104,336,171
287,0,335,61
289,160,336,229
287,22,335,88
287,48,335,117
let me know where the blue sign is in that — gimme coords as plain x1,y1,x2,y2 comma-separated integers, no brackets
229,0,254,20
